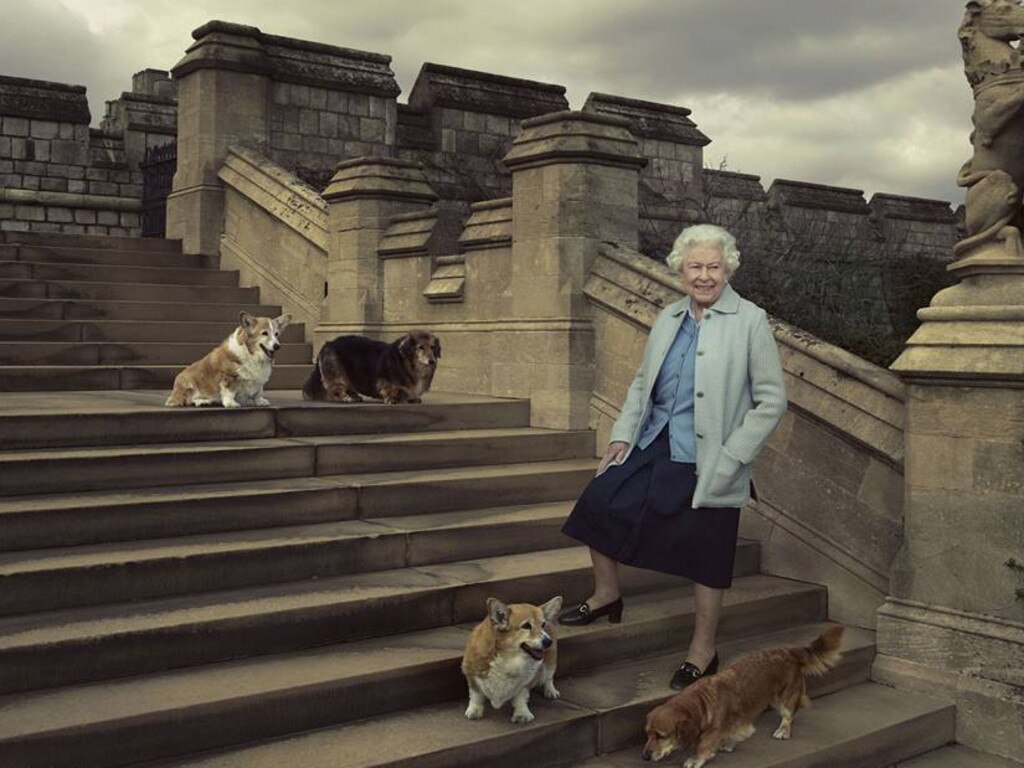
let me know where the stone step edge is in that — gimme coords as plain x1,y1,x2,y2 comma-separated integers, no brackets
0,259,236,279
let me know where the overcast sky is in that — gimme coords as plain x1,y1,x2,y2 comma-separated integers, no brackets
2,0,973,204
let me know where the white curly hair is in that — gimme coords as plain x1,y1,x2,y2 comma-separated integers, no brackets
665,224,741,276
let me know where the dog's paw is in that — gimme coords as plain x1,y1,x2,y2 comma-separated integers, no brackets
543,683,561,700
253,396,271,407
683,758,707,768
511,710,535,724
772,725,791,740
720,743,735,753
464,703,485,720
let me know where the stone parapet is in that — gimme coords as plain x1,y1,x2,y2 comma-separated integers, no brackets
0,75,90,124
870,193,956,224
458,198,512,251
409,63,567,119
705,169,768,202
218,145,327,336
768,178,871,215
583,92,709,146
173,20,399,97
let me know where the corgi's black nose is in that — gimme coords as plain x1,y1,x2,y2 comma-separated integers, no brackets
542,635,552,648
641,749,652,761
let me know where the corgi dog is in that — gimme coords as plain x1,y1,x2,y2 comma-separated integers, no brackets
642,626,845,767
165,312,291,408
461,596,563,724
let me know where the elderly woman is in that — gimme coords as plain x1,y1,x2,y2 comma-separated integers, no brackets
559,223,787,689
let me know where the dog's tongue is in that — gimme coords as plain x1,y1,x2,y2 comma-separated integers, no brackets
521,643,544,661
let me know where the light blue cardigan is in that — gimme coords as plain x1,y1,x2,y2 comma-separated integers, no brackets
608,284,787,508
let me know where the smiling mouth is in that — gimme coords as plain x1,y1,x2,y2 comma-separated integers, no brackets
521,643,544,661
259,344,276,358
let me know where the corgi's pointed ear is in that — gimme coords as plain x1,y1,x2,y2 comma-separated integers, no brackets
239,311,254,330
541,596,563,622
432,336,441,359
487,597,509,629
274,313,292,330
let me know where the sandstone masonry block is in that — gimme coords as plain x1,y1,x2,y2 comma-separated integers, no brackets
15,160,46,175
3,117,29,136
16,205,44,221
309,87,327,110
0,219,30,231
97,210,118,225
0,173,20,187
89,181,119,196
10,138,27,160
29,120,59,139
290,84,310,107
47,206,74,223
29,139,50,162
74,209,96,224
272,82,289,104
327,91,347,112
21,175,40,191
63,223,85,234
86,167,109,182
67,179,86,193
40,177,67,192
299,108,318,134
58,123,74,139
0,203,13,218
121,211,140,227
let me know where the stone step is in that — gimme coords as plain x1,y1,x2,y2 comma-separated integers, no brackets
894,746,1024,768
0,318,306,343
0,427,593,497
0,297,282,323
0,545,760,693
0,243,213,269
132,673,947,768
0,341,311,366
0,458,590,551
0,231,183,253
0,585,834,768
0,260,238,287
0,277,258,304
0,502,579,616
567,684,953,768
0,391,531,450
0,363,311,391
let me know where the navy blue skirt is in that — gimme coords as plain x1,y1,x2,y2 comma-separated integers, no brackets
561,427,740,589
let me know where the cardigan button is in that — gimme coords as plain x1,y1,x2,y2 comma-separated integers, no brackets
696,432,704,439
696,391,704,398
697,350,705,356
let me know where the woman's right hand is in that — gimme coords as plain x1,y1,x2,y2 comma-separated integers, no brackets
597,441,629,476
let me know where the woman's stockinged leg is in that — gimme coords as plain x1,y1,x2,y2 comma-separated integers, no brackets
588,547,622,607
687,582,724,668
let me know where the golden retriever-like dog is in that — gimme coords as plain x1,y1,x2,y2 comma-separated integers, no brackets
642,625,845,767
461,596,562,724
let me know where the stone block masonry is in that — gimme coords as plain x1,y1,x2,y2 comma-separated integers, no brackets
0,75,152,236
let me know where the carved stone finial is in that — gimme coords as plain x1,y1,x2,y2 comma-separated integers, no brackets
955,0,1024,258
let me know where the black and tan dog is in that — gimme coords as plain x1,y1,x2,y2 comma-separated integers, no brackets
302,330,441,404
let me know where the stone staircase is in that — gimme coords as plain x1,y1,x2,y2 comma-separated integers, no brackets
0,231,311,391
1,389,987,768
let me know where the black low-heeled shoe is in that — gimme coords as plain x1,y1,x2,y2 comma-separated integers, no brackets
558,597,624,626
669,652,719,690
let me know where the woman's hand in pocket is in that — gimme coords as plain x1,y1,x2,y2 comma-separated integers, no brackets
597,441,629,476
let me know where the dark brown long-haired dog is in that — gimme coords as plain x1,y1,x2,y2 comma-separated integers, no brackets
642,626,845,767
302,330,441,404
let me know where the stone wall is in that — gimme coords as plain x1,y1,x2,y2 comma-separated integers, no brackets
218,145,327,334
0,73,174,237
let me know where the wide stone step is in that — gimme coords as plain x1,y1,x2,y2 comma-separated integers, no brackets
0,260,238,287
0,545,760,693
895,746,1024,768
569,684,953,768
132,667,941,768
0,503,579,616
0,341,310,366
0,318,306,343
0,277,258,304
0,297,282,323
0,243,212,269
0,391,531,450
0,585,834,768
0,363,311,391
0,232,183,252
0,231,183,253
0,427,593,497
0,459,591,550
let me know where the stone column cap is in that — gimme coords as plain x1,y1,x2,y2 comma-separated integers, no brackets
583,92,711,146
323,156,437,203
172,20,400,97
502,110,647,171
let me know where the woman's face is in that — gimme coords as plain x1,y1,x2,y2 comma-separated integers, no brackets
680,244,729,308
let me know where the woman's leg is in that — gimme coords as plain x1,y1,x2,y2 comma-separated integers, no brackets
686,583,724,668
587,548,622,607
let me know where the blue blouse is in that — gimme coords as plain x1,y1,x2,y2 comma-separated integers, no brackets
636,310,700,462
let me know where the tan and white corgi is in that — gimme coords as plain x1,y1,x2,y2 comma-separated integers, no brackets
461,596,562,724
165,312,291,408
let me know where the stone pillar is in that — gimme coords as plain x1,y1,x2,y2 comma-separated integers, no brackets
166,22,270,256
875,238,1024,760
316,157,436,349
501,110,645,429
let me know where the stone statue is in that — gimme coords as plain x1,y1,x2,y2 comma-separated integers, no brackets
956,0,1024,257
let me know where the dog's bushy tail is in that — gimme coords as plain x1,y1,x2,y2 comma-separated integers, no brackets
794,625,844,677
302,359,326,401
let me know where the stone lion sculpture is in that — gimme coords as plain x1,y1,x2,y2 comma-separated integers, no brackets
956,0,1024,257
